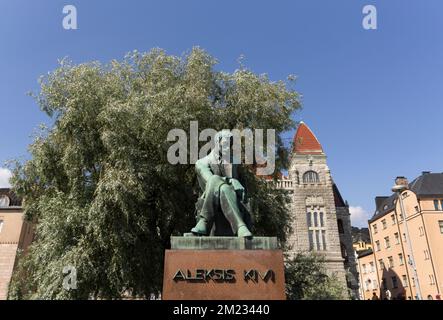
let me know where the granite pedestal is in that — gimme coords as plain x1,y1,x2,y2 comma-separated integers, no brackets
162,236,286,300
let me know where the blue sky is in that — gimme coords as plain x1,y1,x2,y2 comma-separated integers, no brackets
1,1,442,227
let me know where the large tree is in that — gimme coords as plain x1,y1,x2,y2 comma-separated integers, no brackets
8,48,300,299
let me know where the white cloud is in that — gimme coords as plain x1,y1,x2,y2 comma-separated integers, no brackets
0,168,12,188
349,206,371,228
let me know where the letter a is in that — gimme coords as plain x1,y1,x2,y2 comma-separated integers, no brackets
362,5,377,30
63,5,78,30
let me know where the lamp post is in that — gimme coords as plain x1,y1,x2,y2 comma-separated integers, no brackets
392,176,422,300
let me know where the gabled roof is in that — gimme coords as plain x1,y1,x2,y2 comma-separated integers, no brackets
292,122,323,155
370,172,443,223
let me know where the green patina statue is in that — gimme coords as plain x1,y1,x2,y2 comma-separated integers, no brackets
191,130,253,238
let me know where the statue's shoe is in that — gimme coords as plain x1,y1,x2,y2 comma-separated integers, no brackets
191,219,209,236
237,225,253,239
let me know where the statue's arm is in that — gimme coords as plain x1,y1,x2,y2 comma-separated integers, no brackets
195,158,214,190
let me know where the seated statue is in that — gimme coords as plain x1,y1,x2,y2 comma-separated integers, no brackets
191,130,253,238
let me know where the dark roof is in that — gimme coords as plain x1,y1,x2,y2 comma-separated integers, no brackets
357,249,373,259
370,172,443,223
409,172,443,197
369,193,397,223
0,188,22,207
332,183,347,207
352,227,370,243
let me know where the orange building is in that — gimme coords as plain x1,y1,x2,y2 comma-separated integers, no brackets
0,188,33,300
366,172,443,300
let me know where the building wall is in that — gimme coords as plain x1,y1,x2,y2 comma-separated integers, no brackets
369,207,413,300
284,153,358,297
357,252,379,300
369,190,443,300
0,207,32,300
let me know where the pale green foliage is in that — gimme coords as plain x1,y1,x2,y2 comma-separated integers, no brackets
8,48,300,299
285,252,348,300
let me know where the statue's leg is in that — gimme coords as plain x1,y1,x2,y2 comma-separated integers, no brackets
191,175,224,236
219,184,253,238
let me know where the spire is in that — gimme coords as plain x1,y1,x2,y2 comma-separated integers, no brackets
292,122,323,154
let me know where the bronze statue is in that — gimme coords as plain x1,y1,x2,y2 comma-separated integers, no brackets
191,130,253,238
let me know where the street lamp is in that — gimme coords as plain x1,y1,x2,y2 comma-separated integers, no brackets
392,176,422,300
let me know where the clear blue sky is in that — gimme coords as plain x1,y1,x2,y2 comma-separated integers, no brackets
1,1,442,226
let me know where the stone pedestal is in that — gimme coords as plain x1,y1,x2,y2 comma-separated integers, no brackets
162,236,286,300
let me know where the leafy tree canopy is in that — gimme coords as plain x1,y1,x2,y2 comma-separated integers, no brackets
8,47,300,299
285,252,348,300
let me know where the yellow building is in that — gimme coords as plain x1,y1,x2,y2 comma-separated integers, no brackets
366,172,443,300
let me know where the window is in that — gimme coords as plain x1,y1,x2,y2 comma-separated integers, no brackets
407,255,412,265
307,206,327,251
391,214,396,225
399,253,404,265
379,259,385,270
303,171,319,183
439,221,443,234
402,275,408,287
0,219,3,233
375,240,381,251
424,250,430,260
419,226,424,237
340,243,348,262
441,200,443,211
370,262,375,272
434,200,440,211
382,278,387,290
373,224,378,234
373,279,378,290
394,232,400,244
0,195,10,207
388,256,394,268
429,275,436,285
403,233,407,242
382,219,387,229
308,230,314,250
415,206,419,213
411,277,416,287
362,264,367,274
392,276,398,289
384,236,390,249
337,219,344,234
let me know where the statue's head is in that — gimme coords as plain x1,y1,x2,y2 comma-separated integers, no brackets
213,130,234,162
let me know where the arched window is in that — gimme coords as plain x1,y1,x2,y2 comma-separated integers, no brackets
0,195,10,207
303,171,319,183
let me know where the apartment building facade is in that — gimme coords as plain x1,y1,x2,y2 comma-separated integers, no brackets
367,172,443,300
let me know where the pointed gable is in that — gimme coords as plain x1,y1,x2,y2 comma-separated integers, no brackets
292,122,323,155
